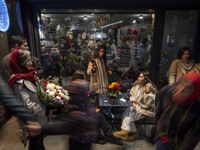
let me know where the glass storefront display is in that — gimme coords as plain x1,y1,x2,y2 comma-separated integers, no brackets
38,9,155,90
158,10,199,89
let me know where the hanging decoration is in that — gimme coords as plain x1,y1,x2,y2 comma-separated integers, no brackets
0,0,10,32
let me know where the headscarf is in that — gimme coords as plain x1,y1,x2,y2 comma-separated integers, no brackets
8,49,36,89
173,71,200,105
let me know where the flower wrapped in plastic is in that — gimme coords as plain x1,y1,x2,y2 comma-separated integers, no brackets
35,76,70,111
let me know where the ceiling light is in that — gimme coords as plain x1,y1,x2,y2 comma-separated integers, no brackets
96,33,102,39
139,15,143,19
84,16,88,20
132,20,137,24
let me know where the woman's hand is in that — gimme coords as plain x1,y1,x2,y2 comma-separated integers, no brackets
96,108,101,113
48,109,57,117
25,121,41,137
92,64,97,71
133,102,137,112
96,89,102,94
146,83,152,94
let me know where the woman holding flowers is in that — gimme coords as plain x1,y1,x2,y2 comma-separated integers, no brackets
113,72,158,141
8,49,47,150
87,45,108,93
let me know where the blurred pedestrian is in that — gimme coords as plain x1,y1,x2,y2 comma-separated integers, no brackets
154,71,200,150
26,80,98,150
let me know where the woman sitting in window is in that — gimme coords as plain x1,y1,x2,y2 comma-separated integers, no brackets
168,47,194,85
113,72,158,141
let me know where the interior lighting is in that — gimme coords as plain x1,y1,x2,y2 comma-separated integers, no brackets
101,20,123,29
139,15,143,19
132,20,137,24
96,33,102,39
84,16,88,20
57,25,60,30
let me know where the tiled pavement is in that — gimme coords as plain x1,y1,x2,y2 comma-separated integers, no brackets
0,117,200,150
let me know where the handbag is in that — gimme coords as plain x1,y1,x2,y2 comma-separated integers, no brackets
146,124,157,144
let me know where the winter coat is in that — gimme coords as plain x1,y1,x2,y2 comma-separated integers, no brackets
13,79,47,125
87,58,108,92
2,52,13,83
129,84,156,118
168,59,194,84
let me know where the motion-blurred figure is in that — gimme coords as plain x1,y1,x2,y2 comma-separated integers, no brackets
26,80,98,150
154,71,200,150
0,76,36,123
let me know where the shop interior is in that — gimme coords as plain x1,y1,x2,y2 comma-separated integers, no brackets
39,9,155,90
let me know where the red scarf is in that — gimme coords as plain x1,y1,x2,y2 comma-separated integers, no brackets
8,49,36,89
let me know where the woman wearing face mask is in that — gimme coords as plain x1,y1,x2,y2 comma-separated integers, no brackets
8,49,47,150
113,72,158,141
168,47,194,85
87,45,108,94
154,71,200,150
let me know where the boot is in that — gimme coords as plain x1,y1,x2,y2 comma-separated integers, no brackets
126,132,139,141
113,129,129,140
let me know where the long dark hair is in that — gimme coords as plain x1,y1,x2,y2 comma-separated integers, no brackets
92,45,107,63
134,71,158,93
176,47,193,60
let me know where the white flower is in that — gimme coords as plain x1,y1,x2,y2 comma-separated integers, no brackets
59,93,65,97
46,89,50,93
47,83,55,90
56,96,61,100
57,90,62,93
48,91,55,96
64,95,69,100
62,90,69,95
55,85,62,90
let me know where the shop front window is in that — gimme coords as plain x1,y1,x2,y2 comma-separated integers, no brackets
38,9,155,90
158,10,198,89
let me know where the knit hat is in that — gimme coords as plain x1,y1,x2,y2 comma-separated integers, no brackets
175,71,200,105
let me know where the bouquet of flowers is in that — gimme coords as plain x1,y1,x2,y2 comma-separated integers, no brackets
35,76,70,111
105,82,122,99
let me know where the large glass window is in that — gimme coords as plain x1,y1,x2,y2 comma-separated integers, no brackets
158,10,198,89
38,9,155,90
